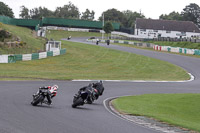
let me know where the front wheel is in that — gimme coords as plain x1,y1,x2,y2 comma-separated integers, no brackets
31,95,44,106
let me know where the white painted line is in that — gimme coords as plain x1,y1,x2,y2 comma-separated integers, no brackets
72,73,194,83
103,97,163,133
103,97,190,133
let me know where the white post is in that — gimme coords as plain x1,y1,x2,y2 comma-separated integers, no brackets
102,13,104,40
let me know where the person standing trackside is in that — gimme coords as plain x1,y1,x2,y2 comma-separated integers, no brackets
107,39,110,45
96,38,99,45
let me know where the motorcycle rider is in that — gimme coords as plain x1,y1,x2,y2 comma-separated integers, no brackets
78,80,104,99
36,85,58,105
92,80,104,96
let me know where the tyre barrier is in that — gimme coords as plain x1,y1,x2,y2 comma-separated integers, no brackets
87,39,155,48
87,39,200,56
153,45,199,55
0,48,66,63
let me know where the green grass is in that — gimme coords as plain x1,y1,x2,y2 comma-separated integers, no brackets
112,94,200,132
0,24,45,54
106,40,200,58
47,30,101,40
0,26,190,80
0,40,190,80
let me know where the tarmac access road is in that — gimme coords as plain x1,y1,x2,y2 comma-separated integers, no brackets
0,38,199,133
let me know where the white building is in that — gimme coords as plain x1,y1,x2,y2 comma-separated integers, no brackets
46,41,61,51
135,18,200,39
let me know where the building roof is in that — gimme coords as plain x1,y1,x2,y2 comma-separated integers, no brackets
135,18,200,33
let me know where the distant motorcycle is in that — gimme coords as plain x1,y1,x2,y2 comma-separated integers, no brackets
72,81,104,108
67,36,71,40
31,85,58,106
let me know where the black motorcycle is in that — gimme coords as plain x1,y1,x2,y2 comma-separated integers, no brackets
31,88,51,106
72,84,96,108
72,81,104,108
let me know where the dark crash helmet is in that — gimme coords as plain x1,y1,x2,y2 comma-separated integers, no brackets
98,80,103,84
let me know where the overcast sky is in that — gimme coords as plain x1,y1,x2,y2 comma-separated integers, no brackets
1,0,200,20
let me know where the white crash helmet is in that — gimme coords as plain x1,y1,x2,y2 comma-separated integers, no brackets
52,85,58,90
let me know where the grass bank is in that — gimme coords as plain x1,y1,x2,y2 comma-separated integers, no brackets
47,30,101,40
0,28,190,80
0,24,45,54
112,94,200,132
0,40,190,80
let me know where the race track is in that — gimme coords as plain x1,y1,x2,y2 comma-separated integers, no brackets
0,38,200,133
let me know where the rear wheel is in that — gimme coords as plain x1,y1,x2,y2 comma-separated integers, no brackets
72,97,84,108
31,95,44,106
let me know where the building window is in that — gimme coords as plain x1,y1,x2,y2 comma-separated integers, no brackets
153,30,158,32
140,29,146,32
181,32,186,36
166,31,171,33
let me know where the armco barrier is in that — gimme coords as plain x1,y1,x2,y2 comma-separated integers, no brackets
32,53,39,60
0,55,8,63
171,47,180,53
0,48,66,63
8,55,16,63
194,50,200,55
179,48,183,53
22,54,32,61
87,39,155,48
53,50,60,56
114,40,119,43
47,51,53,57
154,45,199,55
15,54,23,61
60,49,66,55
0,55,16,63
39,52,47,59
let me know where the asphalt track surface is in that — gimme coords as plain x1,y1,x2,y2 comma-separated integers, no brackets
0,37,200,133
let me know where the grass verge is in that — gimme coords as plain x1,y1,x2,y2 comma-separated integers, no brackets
0,40,190,80
112,94,200,132
1,24,45,54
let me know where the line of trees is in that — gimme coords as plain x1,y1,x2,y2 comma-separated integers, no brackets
0,2,14,18
0,1,200,29
159,3,200,28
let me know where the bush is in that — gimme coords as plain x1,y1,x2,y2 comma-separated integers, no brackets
0,30,11,41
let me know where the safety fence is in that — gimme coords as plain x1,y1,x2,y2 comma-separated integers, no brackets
0,48,66,63
88,39,200,56
0,16,120,30
153,45,200,55
87,39,155,48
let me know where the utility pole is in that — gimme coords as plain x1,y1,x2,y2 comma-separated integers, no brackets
102,13,104,40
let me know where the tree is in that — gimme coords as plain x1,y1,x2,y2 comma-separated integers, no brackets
99,8,127,27
81,9,95,20
30,7,53,19
103,21,114,38
54,1,80,19
123,10,145,28
159,11,183,21
181,3,200,27
0,2,14,18
19,6,30,19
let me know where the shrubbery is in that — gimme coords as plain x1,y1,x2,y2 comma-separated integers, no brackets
0,29,11,42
